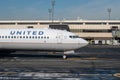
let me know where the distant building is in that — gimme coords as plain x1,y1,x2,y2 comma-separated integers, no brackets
0,20,120,45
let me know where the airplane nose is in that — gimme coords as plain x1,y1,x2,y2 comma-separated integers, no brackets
83,39,89,46
78,38,88,47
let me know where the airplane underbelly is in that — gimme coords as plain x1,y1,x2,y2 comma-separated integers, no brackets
0,42,78,51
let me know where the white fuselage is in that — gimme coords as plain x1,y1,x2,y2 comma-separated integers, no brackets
0,29,88,52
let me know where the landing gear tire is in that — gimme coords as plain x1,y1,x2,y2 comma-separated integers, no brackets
63,55,67,59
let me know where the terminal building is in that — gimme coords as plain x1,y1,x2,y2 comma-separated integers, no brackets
0,20,120,45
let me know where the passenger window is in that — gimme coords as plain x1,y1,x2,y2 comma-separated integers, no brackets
26,36,28,38
38,36,40,39
9,36,10,38
35,36,37,39
69,36,72,38
23,36,25,38
47,37,49,39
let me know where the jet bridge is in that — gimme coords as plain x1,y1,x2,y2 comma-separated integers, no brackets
112,30,120,37
49,24,70,31
112,30,120,43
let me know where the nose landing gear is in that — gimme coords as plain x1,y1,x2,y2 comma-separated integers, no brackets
63,55,67,59
63,50,74,59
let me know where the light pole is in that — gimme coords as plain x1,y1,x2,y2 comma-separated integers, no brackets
48,9,52,20
107,8,111,20
51,0,55,23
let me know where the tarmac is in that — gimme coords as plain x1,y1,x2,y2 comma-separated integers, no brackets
0,45,120,80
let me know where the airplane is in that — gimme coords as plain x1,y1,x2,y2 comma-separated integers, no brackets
0,28,88,59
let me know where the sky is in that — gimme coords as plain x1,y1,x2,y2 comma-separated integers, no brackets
0,0,120,20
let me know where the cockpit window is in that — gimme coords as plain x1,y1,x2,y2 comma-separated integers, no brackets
69,35,80,38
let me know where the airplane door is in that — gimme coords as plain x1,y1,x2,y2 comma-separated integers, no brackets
57,33,63,43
